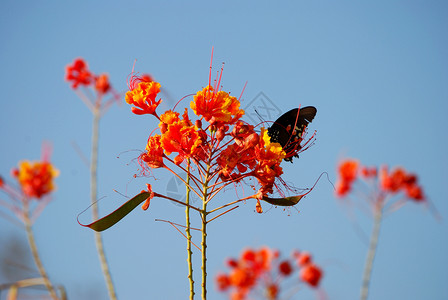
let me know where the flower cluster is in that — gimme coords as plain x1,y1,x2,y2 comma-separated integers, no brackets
216,247,323,300
11,160,59,199
0,147,59,223
65,58,112,95
127,68,312,209
336,158,425,202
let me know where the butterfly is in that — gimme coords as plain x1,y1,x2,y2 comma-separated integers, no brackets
267,106,317,162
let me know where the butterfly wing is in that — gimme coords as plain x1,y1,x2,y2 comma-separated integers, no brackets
267,106,317,162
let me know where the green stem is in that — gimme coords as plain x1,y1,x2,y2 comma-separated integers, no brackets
23,200,59,300
201,203,207,300
91,107,117,300
185,159,195,299
360,202,383,300
201,164,212,300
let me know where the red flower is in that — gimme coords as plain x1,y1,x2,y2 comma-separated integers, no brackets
335,159,359,197
404,184,424,201
335,180,351,197
216,273,231,291
300,263,323,288
227,258,239,268
361,166,377,178
65,58,93,89
296,252,311,267
380,167,407,193
13,160,59,199
279,260,293,276
95,73,111,94
266,283,279,299
338,159,359,182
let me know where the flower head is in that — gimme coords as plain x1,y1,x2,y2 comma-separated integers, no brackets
125,81,162,115
191,86,244,125
380,166,425,201
95,73,111,94
65,58,93,89
335,159,359,197
139,135,164,169
217,247,323,299
13,160,59,199
336,158,426,205
299,264,323,288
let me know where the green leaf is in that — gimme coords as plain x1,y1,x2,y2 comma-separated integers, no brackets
262,195,304,206
79,192,150,232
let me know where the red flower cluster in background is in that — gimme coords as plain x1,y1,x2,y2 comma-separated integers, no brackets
65,58,113,95
11,160,59,199
336,158,425,202
216,247,323,300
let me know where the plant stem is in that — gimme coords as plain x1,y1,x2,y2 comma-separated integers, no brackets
91,107,117,300
201,164,211,300
23,200,59,300
185,159,195,300
201,204,207,300
360,203,383,300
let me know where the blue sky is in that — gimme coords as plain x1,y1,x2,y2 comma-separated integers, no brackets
1,1,447,299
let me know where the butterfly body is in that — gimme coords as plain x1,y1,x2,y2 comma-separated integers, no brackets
267,106,317,162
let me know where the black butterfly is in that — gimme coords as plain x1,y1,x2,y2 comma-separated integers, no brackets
267,106,317,162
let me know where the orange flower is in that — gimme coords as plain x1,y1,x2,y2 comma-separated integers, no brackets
299,264,323,288
190,86,244,124
140,135,164,168
160,110,180,126
230,267,256,289
95,73,111,94
230,290,248,300
65,58,93,89
160,123,202,164
141,184,154,210
125,81,162,115
13,160,59,199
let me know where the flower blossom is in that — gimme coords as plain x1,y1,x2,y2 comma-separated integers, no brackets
12,160,59,199
190,86,244,125
95,73,111,94
335,158,426,203
125,80,162,116
65,58,93,89
216,247,323,299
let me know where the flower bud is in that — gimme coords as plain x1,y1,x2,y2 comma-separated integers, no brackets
159,123,168,134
